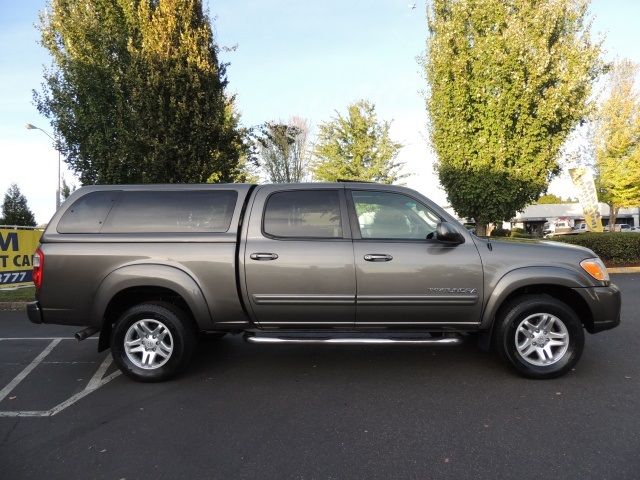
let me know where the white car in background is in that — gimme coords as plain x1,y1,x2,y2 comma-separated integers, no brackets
604,224,632,232
572,223,589,234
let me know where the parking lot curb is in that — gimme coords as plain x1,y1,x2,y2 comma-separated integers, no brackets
607,266,640,274
0,302,27,311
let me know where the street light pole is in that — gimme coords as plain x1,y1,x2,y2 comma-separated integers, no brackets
26,123,61,211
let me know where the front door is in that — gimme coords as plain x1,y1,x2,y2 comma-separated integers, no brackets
349,189,484,329
243,185,356,329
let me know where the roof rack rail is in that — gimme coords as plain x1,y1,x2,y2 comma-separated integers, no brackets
337,179,375,183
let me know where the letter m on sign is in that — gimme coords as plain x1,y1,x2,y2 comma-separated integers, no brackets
0,232,18,252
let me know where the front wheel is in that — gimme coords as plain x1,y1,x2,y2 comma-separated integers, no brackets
493,295,585,379
111,302,196,382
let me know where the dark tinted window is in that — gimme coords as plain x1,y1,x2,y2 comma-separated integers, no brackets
263,190,342,238
57,191,120,234
101,190,238,233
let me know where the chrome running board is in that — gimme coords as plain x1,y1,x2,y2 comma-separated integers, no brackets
243,333,463,346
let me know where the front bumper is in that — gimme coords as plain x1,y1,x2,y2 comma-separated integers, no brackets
580,283,621,333
27,301,43,324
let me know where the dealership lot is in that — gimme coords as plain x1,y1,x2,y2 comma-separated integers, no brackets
1,274,639,480
0,337,120,417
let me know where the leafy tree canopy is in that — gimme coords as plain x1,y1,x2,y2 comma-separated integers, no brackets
257,117,311,183
1,183,37,227
423,0,605,235
35,0,247,185
535,194,577,204
593,59,640,227
312,100,405,184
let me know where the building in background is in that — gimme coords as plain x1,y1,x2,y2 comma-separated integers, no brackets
445,203,640,237
511,204,639,237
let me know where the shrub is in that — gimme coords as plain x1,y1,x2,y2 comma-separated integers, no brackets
511,227,532,239
491,227,511,237
548,233,640,265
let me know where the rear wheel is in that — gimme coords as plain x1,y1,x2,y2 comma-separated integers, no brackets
493,295,584,379
111,302,196,382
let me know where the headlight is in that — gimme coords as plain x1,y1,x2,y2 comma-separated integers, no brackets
580,258,610,282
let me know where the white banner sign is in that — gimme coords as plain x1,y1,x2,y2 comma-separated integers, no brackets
568,167,603,232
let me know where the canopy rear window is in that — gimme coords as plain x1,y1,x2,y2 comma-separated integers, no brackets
58,190,238,234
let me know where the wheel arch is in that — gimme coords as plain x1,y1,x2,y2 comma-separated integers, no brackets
93,265,211,352
478,267,595,350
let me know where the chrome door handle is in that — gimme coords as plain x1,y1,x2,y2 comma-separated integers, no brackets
364,254,393,262
250,253,279,261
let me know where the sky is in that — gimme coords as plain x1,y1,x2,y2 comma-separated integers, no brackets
1,0,640,225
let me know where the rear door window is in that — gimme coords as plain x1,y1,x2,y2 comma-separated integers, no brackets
263,190,343,238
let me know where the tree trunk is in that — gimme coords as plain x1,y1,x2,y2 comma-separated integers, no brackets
476,223,488,237
608,202,619,231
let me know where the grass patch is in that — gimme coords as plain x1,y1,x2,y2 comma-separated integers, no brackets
0,286,35,302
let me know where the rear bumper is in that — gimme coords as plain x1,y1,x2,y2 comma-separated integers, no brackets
27,301,43,324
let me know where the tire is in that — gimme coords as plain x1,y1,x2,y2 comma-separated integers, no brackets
493,295,584,379
111,302,196,382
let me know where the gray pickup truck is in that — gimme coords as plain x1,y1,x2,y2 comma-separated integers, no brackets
27,183,620,382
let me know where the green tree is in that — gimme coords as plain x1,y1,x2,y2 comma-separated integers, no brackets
61,177,76,201
312,100,405,184
423,0,604,235
257,117,311,183
34,0,246,185
1,184,37,227
535,194,577,204
593,59,640,229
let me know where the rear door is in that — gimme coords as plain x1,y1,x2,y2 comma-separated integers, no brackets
242,185,356,328
349,188,484,329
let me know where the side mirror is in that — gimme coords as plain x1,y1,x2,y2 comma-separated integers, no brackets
436,222,465,244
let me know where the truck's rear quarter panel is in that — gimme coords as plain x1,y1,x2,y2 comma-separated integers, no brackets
37,238,245,328
36,184,254,329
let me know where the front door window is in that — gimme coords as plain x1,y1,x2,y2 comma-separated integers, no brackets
352,190,439,240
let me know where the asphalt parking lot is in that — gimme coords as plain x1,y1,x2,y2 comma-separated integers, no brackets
1,273,639,480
